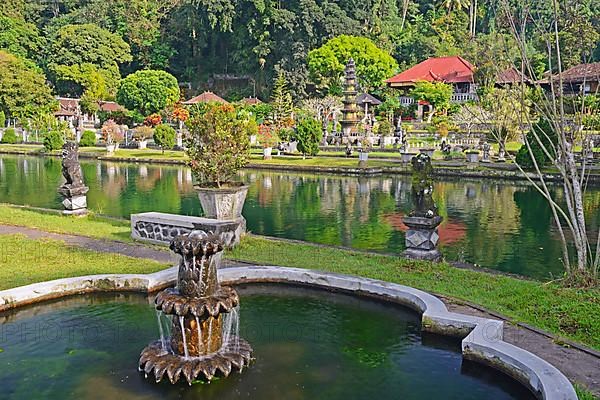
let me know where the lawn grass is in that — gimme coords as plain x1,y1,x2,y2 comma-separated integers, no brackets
0,204,597,351
0,234,166,290
109,148,188,160
0,204,132,242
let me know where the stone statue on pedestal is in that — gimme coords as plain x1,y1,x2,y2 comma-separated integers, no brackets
402,153,443,261
58,142,89,215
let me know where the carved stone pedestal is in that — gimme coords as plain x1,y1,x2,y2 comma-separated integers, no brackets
131,212,245,248
59,187,89,216
402,215,443,261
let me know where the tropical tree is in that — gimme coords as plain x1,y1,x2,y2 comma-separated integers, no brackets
0,50,56,120
47,24,132,97
409,81,453,123
271,73,294,130
300,96,343,132
117,70,180,119
153,124,176,154
481,86,531,155
294,118,321,158
307,35,398,94
0,16,44,61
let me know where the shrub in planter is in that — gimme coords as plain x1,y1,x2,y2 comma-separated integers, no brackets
102,120,124,152
185,104,250,188
185,104,251,220
294,118,321,157
1,128,17,144
43,130,65,151
153,124,176,153
133,125,154,148
79,130,97,147
257,124,279,159
257,124,278,148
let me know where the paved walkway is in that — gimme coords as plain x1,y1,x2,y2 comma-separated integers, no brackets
0,223,598,395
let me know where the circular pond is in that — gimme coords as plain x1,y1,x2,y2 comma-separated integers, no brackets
0,285,535,399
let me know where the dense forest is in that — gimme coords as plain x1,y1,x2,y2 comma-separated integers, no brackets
1,0,599,103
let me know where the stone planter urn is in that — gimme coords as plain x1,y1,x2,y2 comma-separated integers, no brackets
137,140,148,149
466,151,479,163
401,152,418,163
358,151,369,167
196,184,249,221
263,147,273,160
420,148,435,157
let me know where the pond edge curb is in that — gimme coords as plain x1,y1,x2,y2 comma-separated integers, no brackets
0,265,578,400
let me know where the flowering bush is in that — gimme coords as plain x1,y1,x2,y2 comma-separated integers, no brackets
172,105,190,122
257,124,279,148
101,120,124,144
144,113,162,127
185,104,251,188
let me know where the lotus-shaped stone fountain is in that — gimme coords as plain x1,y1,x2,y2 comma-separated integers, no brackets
139,231,253,385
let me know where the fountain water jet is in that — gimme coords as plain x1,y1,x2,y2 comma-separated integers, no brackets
139,231,253,385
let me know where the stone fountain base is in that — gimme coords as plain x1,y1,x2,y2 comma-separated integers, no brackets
139,338,253,385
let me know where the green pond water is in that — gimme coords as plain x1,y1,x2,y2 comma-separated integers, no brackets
0,154,599,279
0,285,535,399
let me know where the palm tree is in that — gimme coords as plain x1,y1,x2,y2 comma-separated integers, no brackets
440,0,477,38
441,0,469,12
400,0,412,31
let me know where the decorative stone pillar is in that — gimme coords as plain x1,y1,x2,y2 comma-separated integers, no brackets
340,59,359,141
58,142,89,216
402,153,443,261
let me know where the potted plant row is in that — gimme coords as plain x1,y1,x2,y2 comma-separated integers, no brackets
184,104,252,220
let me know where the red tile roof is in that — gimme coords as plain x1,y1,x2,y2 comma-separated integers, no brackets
386,56,475,86
182,91,229,105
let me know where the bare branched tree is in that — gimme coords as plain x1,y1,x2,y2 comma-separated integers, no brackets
490,0,600,286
